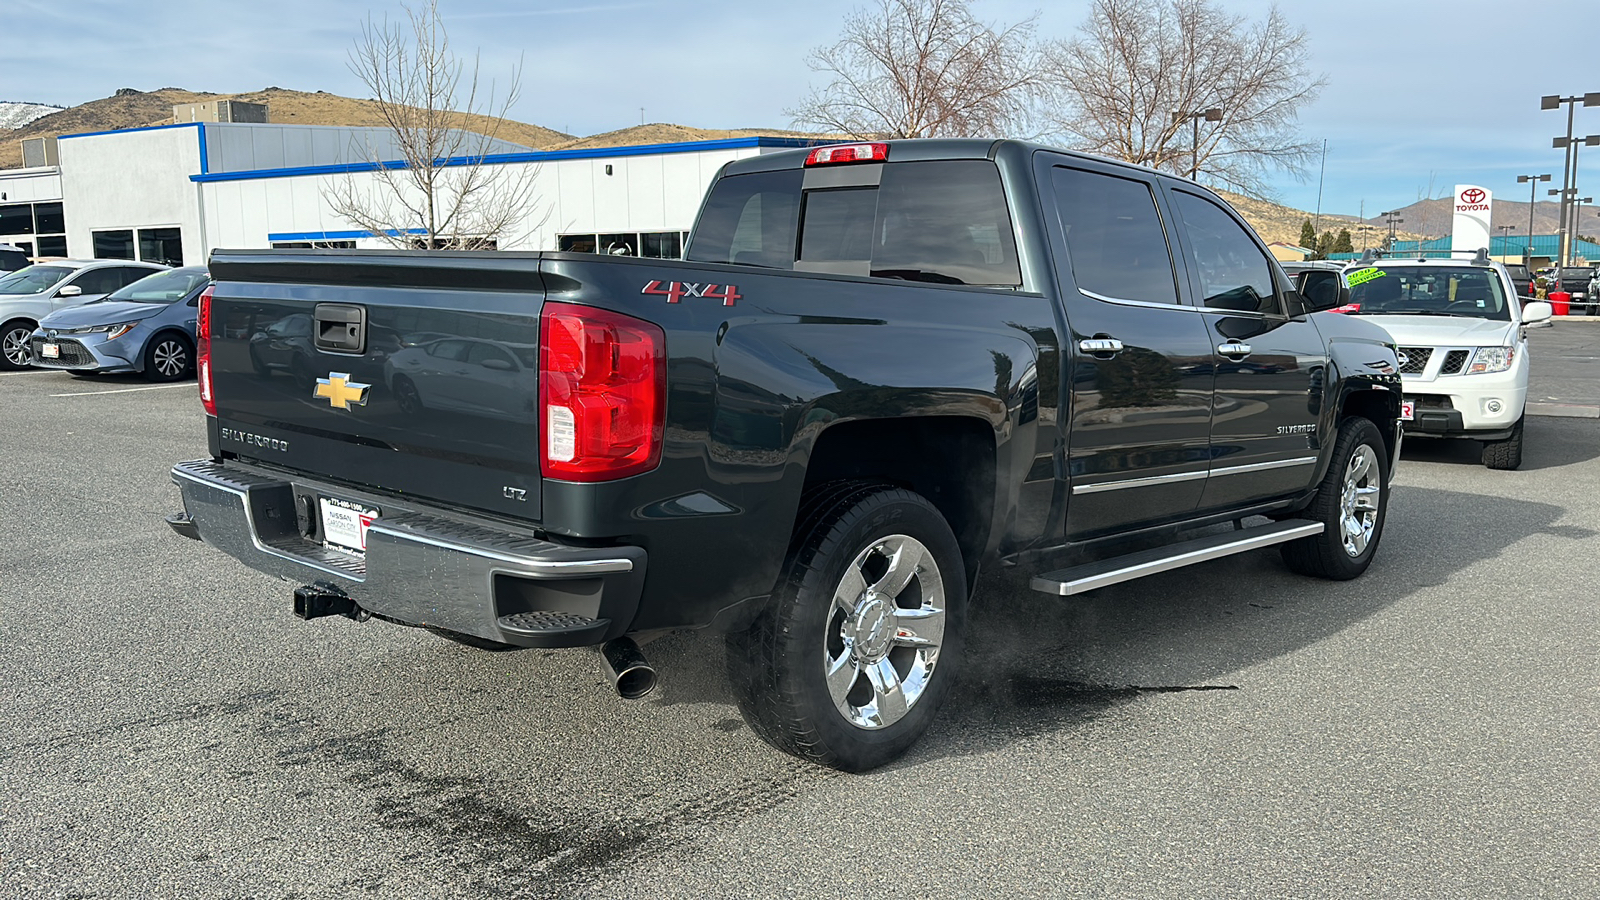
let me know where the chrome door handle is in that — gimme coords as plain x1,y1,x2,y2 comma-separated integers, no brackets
1217,342,1252,357
1078,338,1125,355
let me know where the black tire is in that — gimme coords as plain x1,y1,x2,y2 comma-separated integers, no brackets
1280,417,1389,580
1,319,36,370
143,333,193,382
1481,415,1525,470
393,375,423,414
423,626,522,652
726,482,967,772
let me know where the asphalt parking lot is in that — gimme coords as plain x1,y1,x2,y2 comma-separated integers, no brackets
3,328,1598,899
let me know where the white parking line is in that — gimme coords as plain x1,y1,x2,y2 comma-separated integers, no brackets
52,383,196,397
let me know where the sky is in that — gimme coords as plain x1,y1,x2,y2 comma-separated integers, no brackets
3,0,1598,220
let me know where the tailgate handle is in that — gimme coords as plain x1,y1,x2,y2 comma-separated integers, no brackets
314,304,367,354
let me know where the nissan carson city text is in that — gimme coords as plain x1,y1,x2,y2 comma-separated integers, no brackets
167,139,1402,772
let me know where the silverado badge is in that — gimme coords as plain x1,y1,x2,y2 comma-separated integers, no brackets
314,372,370,410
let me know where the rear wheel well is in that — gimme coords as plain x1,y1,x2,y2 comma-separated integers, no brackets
802,416,996,583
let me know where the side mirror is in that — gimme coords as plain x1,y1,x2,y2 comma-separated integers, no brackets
1298,271,1348,312
57,284,83,298
1521,300,1553,325
480,357,515,371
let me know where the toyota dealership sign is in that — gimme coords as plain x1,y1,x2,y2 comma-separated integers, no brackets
1451,184,1493,254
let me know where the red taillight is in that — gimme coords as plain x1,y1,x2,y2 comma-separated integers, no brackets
197,285,216,416
804,142,890,166
539,302,665,482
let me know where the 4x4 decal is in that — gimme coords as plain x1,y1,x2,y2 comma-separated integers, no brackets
642,280,741,306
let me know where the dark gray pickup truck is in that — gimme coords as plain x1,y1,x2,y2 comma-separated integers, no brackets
169,139,1402,770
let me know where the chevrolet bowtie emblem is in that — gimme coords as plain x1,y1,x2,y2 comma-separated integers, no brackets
314,372,370,410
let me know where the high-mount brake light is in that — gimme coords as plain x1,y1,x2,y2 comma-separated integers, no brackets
197,285,216,416
539,302,666,482
804,143,890,166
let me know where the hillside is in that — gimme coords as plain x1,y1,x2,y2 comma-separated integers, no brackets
5,86,1435,248
0,87,572,170
549,123,836,152
0,101,63,131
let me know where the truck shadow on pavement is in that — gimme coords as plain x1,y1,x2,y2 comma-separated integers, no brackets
903,482,1590,767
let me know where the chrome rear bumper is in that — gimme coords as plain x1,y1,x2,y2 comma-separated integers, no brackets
170,459,646,647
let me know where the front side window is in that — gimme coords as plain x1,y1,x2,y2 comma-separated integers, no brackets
71,268,129,296
1172,191,1279,315
1051,166,1178,304
1344,266,1510,321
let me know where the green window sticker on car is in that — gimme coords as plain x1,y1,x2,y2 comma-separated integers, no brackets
1347,267,1385,287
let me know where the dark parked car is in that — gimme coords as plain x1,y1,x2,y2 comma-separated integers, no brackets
30,266,210,380
1502,263,1532,298
0,243,29,275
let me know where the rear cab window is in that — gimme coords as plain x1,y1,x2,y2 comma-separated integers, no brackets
688,159,1021,288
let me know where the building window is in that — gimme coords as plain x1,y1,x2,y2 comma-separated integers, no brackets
34,203,64,234
93,229,136,260
559,231,686,259
138,227,183,267
559,233,598,253
35,235,67,257
271,240,358,250
0,204,33,235
93,227,183,266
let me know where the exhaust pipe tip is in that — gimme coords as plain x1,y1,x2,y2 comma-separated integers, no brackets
599,637,658,700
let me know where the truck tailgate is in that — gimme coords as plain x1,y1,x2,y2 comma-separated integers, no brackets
206,250,548,521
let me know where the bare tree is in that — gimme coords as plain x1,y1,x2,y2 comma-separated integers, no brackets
325,0,538,249
1043,0,1323,195
788,0,1047,139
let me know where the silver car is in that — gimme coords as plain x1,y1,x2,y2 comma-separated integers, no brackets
0,259,168,369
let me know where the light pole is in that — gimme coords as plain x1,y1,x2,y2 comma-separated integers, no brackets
1577,198,1593,254
1518,173,1552,264
1497,223,1516,257
1541,92,1600,265
1381,210,1405,250
1171,107,1222,180
1553,135,1600,258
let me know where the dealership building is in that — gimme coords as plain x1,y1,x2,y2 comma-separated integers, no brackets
0,110,817,267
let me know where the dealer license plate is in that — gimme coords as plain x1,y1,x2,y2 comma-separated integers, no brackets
319,497,378,554
1400,400,1415,422
40,343,59,359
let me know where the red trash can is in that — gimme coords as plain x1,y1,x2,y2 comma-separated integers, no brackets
1549,291,1571,316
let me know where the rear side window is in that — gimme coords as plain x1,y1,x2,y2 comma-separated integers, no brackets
862,160,1020,286
686,169,803,269
1171,191,1279,315
1050,166,1178,304
689,160,1021,287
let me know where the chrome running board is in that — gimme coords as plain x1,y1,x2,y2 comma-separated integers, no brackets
1030,519,1323,596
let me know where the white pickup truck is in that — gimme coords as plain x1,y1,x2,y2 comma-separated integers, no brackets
1337,253,1552,469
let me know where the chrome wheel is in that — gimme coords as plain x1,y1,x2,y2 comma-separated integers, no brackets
2,325,31,367
824,534,946,730
152,339,187,377
1339,444,1380,557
